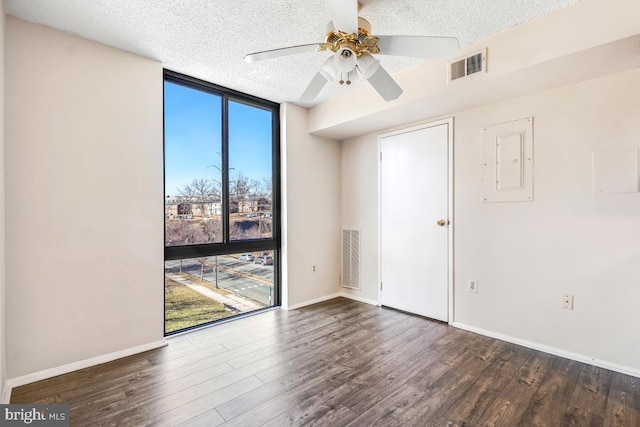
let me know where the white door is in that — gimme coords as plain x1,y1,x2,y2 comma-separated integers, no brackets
380,121,450,321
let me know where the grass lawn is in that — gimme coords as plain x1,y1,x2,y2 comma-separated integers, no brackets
165,278,234,334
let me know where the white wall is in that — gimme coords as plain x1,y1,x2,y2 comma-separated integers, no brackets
453,69,640,374
0,0,7,400
341,69,640,375
340,135,379,303
281,103,341,308
5,18,164,379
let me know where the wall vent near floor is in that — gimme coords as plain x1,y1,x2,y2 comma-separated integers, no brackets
341,229,361,290
449,48,487,82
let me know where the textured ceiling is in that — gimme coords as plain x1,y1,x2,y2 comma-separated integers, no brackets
4,0,579,107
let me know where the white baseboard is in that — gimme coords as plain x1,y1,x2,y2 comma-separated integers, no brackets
453,322,640,379
1,382,12,404
7,340,168,390
338,292,380,306
283,292,380,311
283,293,342,310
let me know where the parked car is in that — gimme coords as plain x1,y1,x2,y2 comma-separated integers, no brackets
238,253,254,262
254,255,273,266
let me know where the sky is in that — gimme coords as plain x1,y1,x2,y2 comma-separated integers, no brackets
164,81,273,198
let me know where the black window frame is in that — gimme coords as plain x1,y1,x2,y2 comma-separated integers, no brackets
163,69,281,331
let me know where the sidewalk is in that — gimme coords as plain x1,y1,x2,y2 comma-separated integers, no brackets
166,273,263,313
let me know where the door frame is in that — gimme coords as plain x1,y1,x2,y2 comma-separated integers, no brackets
377,117,454,325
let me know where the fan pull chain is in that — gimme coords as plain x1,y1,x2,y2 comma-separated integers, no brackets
339,73,352,85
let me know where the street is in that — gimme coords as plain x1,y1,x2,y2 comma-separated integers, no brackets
165,255,274,306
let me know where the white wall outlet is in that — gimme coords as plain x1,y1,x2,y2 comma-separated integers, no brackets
562,294,574,310
311,264,317,274
468,278,479,294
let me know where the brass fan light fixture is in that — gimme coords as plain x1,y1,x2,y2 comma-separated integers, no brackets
243,0,460,102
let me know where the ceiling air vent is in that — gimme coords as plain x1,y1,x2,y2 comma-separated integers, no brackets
449,49,487,82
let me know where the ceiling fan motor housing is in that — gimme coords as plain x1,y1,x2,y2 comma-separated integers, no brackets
321,16,380,58
325,16,371,36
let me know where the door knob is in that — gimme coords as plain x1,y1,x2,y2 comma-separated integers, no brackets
437,219,448,226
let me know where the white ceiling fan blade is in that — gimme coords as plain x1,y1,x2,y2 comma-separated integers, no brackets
376,35,460,58
326,0,358,34
367,65,403,102
300,72,329,102
244,43,320,63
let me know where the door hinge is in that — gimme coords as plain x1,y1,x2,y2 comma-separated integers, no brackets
380,282,383,291
379,152,382,161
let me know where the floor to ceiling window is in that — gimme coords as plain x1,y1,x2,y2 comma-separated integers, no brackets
163,70,280,335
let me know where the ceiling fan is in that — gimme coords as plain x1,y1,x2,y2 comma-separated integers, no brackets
243,0,460,102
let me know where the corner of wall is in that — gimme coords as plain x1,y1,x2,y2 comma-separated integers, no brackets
279,103,290,309
339,133,381,304
280,103,342,309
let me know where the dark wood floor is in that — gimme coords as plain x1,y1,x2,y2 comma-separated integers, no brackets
11,297,639,426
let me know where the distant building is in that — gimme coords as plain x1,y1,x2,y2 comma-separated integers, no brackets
165,197,222,218
166,195,271,217
164,196,272,219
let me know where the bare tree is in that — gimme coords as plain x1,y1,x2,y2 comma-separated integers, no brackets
262,177,272,196
259,177,273,212
196,258,208,280
230,172,258,213
178,178,219,217
248,179,262,212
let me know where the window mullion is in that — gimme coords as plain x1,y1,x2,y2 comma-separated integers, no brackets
221,95,230,243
